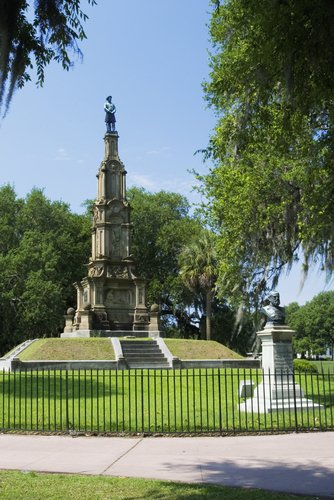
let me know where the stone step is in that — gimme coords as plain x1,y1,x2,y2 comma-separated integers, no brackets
120,342,157,347
124,357,166,363
122,346,161,355
120,339,170,369
128,363,170,369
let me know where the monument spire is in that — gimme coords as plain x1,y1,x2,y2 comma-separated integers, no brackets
62,100,150,336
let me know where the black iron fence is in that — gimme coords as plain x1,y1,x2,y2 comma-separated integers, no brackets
0,368,333,434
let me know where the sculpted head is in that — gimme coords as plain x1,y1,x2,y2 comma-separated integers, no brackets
267,291,280,307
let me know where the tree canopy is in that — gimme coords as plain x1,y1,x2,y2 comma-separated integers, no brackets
0,0,95,116
200,0,334,304
179,231,217,340
0,185,90,354
286,292,334,357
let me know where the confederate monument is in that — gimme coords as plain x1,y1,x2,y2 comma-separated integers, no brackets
63,98,150,336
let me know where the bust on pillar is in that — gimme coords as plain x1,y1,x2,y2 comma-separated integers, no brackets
258,292,294,374
240,291,321,413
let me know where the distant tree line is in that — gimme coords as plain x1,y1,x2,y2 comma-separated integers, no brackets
286,291,334,359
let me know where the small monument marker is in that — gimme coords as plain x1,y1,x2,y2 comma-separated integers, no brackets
240,292,322,413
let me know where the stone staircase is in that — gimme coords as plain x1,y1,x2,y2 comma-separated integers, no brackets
120,339,170,369
0,339,36,371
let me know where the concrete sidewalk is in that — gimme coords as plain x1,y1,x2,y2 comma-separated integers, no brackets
0,432,333,497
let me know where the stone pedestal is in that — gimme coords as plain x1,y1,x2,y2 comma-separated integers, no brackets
240,324,322,413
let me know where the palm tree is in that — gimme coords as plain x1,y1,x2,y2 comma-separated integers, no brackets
179,231,217,340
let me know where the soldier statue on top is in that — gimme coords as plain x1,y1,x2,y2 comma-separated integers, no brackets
104,96,116,133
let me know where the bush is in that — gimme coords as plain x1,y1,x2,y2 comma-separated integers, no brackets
293,359,318,374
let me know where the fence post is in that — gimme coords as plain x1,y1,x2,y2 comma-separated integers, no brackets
292,370,298,432
65,370,69,432
218,369,222,434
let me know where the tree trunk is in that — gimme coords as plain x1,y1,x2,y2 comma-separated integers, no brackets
206,289,212,341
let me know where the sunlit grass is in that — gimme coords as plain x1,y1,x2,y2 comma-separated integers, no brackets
0,368,333,434
0,470,315,500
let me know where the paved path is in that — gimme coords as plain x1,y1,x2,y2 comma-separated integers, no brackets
0,432,333,497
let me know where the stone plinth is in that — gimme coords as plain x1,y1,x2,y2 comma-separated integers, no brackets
258,324,294,374
240,324,323,413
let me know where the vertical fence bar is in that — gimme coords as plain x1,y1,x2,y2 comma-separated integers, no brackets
53,370,57,431
292,370,298,432
134,370,137,433
115,369,118,433
192,370,196,433
41,369,45,432
121,369,125,432
217,369,222,434
328,370,333,428
211,369,215,431
13,370,16,430
146,370,150,433
186,369,190,433
268,369,274,431
167,370,170,433
160,369,164,433
6,369,10,430
47,370,50,431
96,370,99,433
230,369,236,433
72,370,75,432
128,370,131,433
199,369,203,432
173,369,177,432
36,369,39,431
109,369,112,433
1,369,4,429
141,370,144,433
84,370,87,432
77,370,81,432
102,370,106,433
316,370,322,429
180,369,183,432
65,370,69,432
90,369,93,432
304,370,310,430
224,369,228,432
18,370,22,430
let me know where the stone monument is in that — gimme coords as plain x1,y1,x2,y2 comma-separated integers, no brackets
240,292,321,413
62,100,151,337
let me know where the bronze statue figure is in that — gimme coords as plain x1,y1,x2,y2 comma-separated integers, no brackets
104,96,116,133
261,291,285,325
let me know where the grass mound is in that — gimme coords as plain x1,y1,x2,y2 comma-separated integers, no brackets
164,339,243,360
14,337,241,362
19,338,115,361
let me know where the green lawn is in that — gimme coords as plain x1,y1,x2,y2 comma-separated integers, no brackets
0,368,333,434
312,360,334,373
164,339,242,359
0,470,315,500
19,338,116,361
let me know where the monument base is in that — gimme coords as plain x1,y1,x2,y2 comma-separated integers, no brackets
60,329,160,339
240,375,322,413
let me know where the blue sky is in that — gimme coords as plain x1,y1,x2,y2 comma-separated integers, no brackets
0,0,332,305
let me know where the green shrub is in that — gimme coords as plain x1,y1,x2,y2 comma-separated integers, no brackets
293,359,318,373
